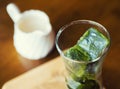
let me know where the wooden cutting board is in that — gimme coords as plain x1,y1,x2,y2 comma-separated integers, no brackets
2,57,68,89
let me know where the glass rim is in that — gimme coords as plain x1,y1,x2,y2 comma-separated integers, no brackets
55,19,111,64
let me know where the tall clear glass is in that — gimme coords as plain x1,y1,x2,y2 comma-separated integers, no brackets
55,20,110,89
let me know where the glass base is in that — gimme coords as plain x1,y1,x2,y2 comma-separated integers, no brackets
66,86,105,89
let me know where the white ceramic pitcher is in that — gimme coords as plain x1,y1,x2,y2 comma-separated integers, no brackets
6,3,54,60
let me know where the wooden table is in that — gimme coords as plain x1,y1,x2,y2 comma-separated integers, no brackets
0,0,120,89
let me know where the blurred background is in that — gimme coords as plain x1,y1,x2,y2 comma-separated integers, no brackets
0,0,120,89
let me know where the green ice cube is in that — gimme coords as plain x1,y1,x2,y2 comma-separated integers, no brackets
65,28,109,61
64,45,91,61
77,27,109,60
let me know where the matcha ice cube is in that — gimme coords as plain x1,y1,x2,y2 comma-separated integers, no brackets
77,27,109,60
65,27,109,61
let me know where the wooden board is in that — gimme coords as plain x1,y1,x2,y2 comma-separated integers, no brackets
2,57,68,89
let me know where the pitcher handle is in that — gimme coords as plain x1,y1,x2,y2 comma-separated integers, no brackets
6,3,21,23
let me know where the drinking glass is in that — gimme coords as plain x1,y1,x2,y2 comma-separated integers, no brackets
55,20,110,89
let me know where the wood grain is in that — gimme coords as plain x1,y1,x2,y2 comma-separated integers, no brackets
0,0,120,89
